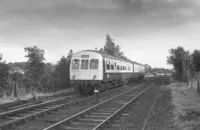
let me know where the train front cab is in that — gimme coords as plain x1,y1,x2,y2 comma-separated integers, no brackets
70,51,103,95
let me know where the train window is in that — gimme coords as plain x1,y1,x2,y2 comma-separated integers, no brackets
90,59,98,69
81,59,89,69
120,66,122,70
71,59,80,70
114,62,117,70
106,60,110,70
111,62,114,70
117,65,120,70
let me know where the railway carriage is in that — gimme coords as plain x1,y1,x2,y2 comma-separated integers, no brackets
70,50,145,95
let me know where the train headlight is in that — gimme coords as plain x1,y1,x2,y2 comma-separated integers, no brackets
93,75,97,80
72,75,76,80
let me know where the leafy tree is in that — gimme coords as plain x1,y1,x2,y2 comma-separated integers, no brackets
0,63,9,89
38,63,55,92
40,70,53,92
100,34,128,60
99,48,104,53
24,46,46,91
167,46,190,81
113,45,122,57
45,63,55,74
55,56,69,80
53,50,73,91
0,53,2,61
8,62,27,70
9,71,23,83
0,54,9,95
192,50,200,72
104,34,116,56
53,56,69,90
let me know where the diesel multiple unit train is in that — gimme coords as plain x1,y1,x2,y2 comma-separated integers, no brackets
70,50,145,95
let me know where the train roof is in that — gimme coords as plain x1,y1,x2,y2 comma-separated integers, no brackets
82,50,144,66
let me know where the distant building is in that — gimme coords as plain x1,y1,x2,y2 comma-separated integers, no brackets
152,67,173,76
144,64,152,73
9,66,25,74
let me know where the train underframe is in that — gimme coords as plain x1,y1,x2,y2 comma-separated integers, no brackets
71,75,144,96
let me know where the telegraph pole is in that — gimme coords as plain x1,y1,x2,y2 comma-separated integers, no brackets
181,52,185,82
190,56,194,88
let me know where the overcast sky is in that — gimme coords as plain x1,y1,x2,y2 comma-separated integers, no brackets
0,0,200,68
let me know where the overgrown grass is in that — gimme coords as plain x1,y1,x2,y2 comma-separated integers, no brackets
0,87,74,104
0,93,18,104
169,79,200,130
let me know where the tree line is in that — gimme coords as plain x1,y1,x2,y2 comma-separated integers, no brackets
0,46,73,97
167,46,200,81
0,34,133,97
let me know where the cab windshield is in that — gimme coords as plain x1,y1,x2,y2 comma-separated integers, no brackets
90,59,98,69
81,59,89,69
71,59,80,70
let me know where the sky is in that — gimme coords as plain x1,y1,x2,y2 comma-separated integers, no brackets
0,0,200,69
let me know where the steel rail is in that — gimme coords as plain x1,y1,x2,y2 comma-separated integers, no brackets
43,78,159,130
142,94,159,130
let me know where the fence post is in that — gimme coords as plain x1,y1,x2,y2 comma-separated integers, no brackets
12,82,18,99
198,81,200,93
191,78,193,88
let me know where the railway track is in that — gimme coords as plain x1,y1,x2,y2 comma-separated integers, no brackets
0,91,76,113
0,99,46,113
0,78,153,130
143,79,175,130
0,94,80,130
43,77,161,130
0,100,29,112
142,80,164,130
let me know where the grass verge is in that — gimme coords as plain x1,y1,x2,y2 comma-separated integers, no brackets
169,79,200,130
0,87,74,104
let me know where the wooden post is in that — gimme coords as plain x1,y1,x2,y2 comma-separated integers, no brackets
191,78,193,88
198,81,199,93
12,82,18,98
